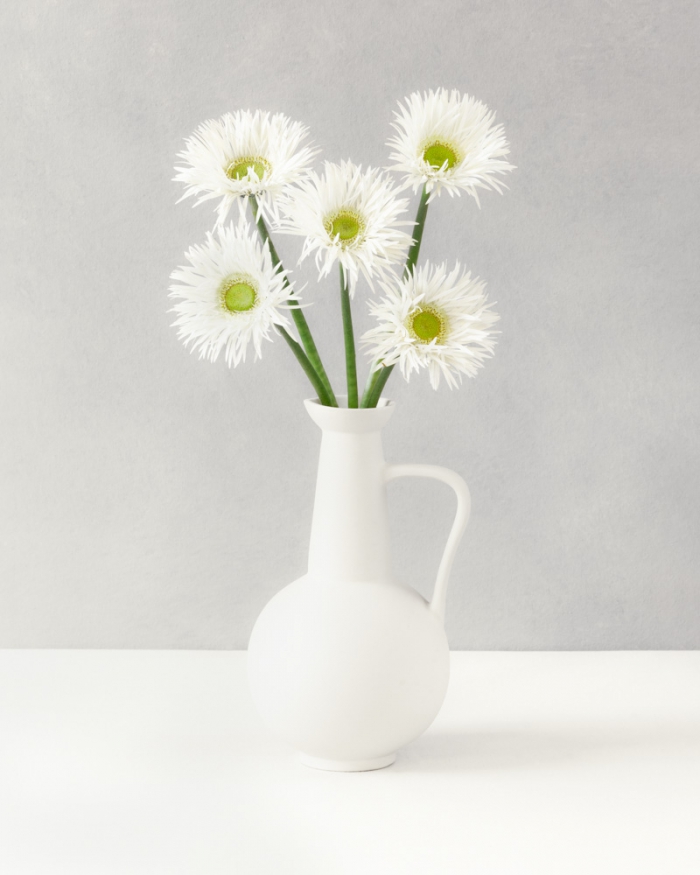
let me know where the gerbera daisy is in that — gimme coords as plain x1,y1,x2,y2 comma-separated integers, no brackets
174,110,317,223
388,89,514,202
169,219,294,366
362,261,499,389
276,160,413,294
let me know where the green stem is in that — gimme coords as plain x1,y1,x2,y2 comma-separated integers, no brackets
249,196,338,407
278,326,332,406
339,265,358,408
404,184,430,278
360,363,383,408
361,363,394,409
361,360,381,404
360,185,431,408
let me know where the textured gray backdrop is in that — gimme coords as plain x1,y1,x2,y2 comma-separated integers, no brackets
1,0,698,649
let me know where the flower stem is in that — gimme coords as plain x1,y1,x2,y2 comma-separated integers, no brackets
360,184,431,408
404,184,430,279
361,359,380,402
278,326,333,406
360,362,393,408
249,196,338,407
360,362,385,408
339,265,358,408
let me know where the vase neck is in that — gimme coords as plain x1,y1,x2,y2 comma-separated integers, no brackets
305,400,394,583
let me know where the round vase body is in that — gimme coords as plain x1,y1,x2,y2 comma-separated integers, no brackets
247,574,450,769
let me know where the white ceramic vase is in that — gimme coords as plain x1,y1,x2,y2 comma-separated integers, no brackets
247,398,471,771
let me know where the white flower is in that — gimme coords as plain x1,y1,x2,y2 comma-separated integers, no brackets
169,219,293,367
276,160,413,295
362,261,499,389
388,89,514,202
174,110,317,224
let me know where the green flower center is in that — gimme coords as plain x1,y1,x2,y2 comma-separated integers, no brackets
226,157,268,181
325,210,363,243
410,307,445,343
220,277,257,313
422,141,459,171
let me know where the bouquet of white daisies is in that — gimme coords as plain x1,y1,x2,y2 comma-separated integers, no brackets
169,89,513,408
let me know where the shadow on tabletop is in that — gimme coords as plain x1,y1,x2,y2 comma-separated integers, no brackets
392,725,700,772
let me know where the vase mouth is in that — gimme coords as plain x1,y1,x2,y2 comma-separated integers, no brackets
304,396,395,433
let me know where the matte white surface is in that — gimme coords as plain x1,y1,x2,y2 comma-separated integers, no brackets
2,1,700,650
248,400,462,766
1,651,699,874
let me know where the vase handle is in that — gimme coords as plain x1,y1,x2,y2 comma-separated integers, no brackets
384,465,471,623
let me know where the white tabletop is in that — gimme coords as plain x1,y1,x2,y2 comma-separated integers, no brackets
1,651,698,874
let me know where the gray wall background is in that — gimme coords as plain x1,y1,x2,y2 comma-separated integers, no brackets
1,0,698,649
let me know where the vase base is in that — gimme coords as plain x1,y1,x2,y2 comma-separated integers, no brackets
299,752,396,772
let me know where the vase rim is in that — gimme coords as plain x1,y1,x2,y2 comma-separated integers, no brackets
304,396,395,433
